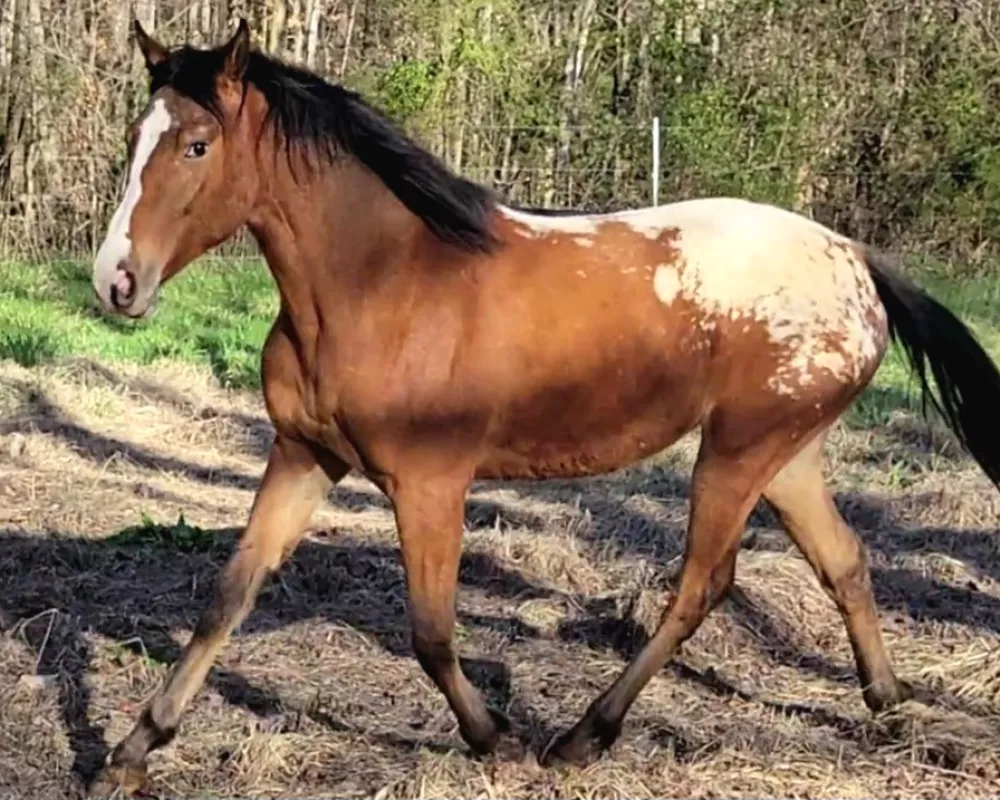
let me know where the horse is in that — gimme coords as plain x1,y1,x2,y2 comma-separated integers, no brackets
88,18,1000,796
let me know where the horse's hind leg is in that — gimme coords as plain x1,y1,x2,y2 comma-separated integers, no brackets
542,433,786,767
763,432,912,711
90,435,345,797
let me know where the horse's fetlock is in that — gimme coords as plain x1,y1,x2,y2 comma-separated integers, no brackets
142,702,179,750
412,629,453,668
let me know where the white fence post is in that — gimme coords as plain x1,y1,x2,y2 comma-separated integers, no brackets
652,116,660,206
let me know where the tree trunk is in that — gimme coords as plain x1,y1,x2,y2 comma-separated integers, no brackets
556,0,597,205
339,0,359,76
268,0,287,53
305,0,323,68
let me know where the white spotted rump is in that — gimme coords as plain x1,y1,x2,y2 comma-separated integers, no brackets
640,198,886,396
652,264,681,304
92,98,173,302
500,198,887,399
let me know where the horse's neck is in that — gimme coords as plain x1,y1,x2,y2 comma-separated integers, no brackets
247,158,414,324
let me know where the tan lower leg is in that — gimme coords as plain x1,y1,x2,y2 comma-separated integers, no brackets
104,437,345,777
765,434,908,710
543,441,777,765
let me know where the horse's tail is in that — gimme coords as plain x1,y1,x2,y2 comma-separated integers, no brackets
863,247,1000,488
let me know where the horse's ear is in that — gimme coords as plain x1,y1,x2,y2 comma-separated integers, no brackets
133,19,168,72
220,18,251,81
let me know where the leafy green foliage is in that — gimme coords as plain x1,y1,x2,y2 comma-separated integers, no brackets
109,512,224,554
354,0,1000,266
376,58,441,121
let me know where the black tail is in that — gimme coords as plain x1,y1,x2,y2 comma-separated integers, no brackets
865,248,1000,488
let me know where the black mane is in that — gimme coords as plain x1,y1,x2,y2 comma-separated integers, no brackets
149,46,497,253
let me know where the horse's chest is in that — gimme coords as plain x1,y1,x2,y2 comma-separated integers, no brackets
259,319,363,468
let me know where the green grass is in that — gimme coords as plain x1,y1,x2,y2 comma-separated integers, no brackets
0,258,277,389
847,262,1000,428
1,257,998,425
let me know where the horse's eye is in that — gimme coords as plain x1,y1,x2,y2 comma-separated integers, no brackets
185,141,208,159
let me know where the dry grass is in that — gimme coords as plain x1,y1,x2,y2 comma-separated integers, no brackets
1,356,999,799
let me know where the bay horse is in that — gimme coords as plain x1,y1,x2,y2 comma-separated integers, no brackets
89,19,1000,795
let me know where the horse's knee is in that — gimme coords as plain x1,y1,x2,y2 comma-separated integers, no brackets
667,548,737,631
658,586,713,644
707,550,737,608
821,547,873,613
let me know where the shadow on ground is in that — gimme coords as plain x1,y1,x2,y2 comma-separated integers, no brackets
0,527,547,786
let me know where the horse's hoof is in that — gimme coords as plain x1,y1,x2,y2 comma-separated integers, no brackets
864,677,915,714
489,709,531,762
87,761,148,798
462,706,512,756
539,718,620,768
540,727,602,767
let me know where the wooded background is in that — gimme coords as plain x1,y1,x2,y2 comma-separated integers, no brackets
1,0,999,267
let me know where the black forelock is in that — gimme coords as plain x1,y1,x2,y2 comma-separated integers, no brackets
149,45,498,254
149,46,227,119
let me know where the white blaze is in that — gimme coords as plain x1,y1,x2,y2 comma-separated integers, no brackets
93,98,173,298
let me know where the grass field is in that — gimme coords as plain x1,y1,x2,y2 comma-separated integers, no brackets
1,257,1000,798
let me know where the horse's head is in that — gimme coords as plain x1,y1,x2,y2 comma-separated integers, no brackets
93,20,260,317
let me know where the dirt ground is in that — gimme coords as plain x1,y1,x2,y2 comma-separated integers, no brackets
1,356,999,799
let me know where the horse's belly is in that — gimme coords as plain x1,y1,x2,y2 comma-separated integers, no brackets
475,358,707,480
476,424,695,480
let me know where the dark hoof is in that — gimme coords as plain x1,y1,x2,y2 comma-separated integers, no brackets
491,729,529,763
864,677,915,713
461,706,511,756
489,705,512,734
539,717,621,768
87,761,149,798
486,707,530,762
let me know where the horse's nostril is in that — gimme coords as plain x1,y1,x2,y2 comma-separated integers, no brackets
110,268,136,309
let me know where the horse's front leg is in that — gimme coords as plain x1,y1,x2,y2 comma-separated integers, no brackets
91,435,347,797
391,476,509,755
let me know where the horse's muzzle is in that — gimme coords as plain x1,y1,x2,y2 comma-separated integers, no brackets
109,266,137,311
94,263,158,319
